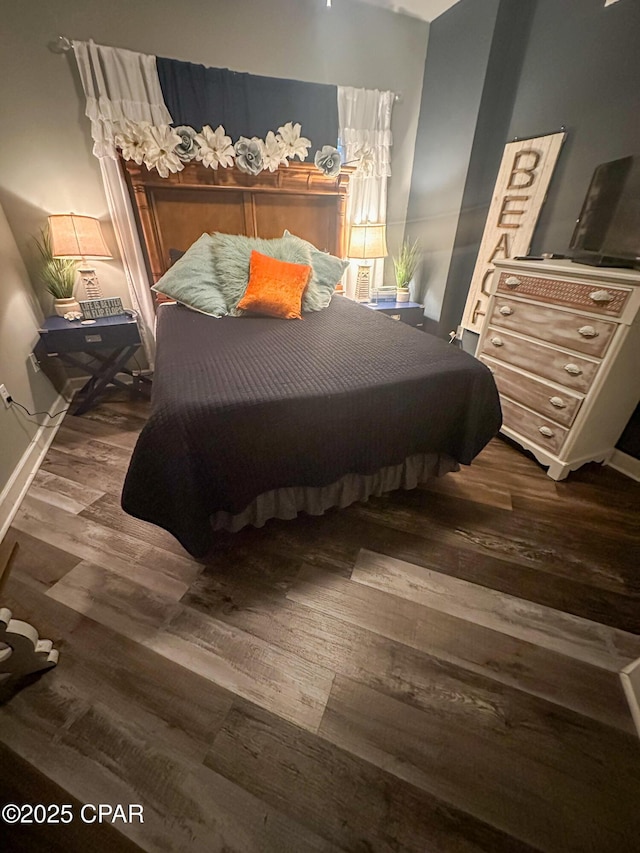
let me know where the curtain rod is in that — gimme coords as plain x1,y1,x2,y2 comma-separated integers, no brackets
51,35,403,102
51,35,73,52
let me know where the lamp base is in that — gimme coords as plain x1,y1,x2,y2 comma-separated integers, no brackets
355,264,372,302
78,268,102,300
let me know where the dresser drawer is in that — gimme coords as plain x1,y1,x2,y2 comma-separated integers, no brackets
500,397,569,455
478,328,600,393
489,298,616,357
496,271,631,317
481,359,583,428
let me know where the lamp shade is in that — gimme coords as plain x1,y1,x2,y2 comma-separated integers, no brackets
347,222,388,260
48,215,112,260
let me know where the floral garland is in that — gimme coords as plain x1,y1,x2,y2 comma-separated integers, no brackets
114,119,347,179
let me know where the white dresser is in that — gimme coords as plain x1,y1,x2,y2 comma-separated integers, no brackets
477,258,640,480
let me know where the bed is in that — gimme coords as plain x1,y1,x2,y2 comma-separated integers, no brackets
120,159,501,558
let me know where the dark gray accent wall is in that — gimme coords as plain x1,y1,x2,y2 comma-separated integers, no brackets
416,0,640,338
404,0,501,333
508,0,640,256
499,0,640,460
438,0,537,340
415,0,640,457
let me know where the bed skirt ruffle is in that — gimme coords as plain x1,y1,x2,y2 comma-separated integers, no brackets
211,452,459,533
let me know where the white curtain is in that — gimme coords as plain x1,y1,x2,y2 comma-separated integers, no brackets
72,40,174,363
338,87,394,297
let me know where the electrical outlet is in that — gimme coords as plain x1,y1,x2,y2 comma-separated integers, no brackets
29,353,41,373
455,325,465,340
0,384,11,409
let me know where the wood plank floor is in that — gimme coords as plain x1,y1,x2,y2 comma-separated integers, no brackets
1,391,640,852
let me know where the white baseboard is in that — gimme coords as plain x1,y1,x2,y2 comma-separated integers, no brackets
607,449,640,482
621,657,640,740
0,385,71,544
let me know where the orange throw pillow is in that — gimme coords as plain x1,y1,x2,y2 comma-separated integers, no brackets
236,250,311,319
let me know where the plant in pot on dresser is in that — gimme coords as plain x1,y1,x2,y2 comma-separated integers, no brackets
476,258,640,480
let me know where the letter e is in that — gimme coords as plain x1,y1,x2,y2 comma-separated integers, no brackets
497,196,529,229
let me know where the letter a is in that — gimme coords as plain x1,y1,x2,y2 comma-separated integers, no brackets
489,233,510,262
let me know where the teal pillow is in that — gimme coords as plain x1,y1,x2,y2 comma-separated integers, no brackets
151,233,228,317
283,230,349,312
210,233,312,315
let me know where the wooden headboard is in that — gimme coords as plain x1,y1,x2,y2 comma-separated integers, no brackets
122,159,352,298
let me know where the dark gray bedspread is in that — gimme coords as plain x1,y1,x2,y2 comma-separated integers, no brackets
122,298,501,556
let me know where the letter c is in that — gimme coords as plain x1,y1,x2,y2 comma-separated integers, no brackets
81,804,97,823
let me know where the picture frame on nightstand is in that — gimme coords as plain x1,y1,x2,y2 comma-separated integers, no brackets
79,297,125,319
374,287,398,302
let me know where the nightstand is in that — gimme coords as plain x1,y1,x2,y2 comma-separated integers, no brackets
37,314,152,415
365,300,424,328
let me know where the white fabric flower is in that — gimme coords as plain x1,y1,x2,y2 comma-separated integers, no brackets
142,125,184,178
195,125,235,169
261,131,288,172
354,144,375,176
276,122,311,161
114,119,150,165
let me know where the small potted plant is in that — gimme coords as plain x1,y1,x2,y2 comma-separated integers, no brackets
35,227,80,316
393,238,420,303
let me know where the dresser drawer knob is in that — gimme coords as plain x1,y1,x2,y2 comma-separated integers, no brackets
538,426,555,438
505,276,522,289
490,336,504,347
499,305,513,316
549,396,567,409
589,289,614,304
578,325,599,338
564,363,582,376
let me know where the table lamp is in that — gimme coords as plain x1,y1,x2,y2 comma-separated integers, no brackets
48,214,112,299
347,222,388,302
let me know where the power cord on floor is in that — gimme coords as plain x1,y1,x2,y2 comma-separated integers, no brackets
7,396,70,421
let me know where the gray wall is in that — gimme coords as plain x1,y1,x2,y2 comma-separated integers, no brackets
0,203,60,496
508,0,640,459
508,0,640,255
436,0,640,454
440,0,640,337
404,0,501,328
438,0,536,339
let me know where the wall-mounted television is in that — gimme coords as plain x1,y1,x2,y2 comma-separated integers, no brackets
569,155,640,269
